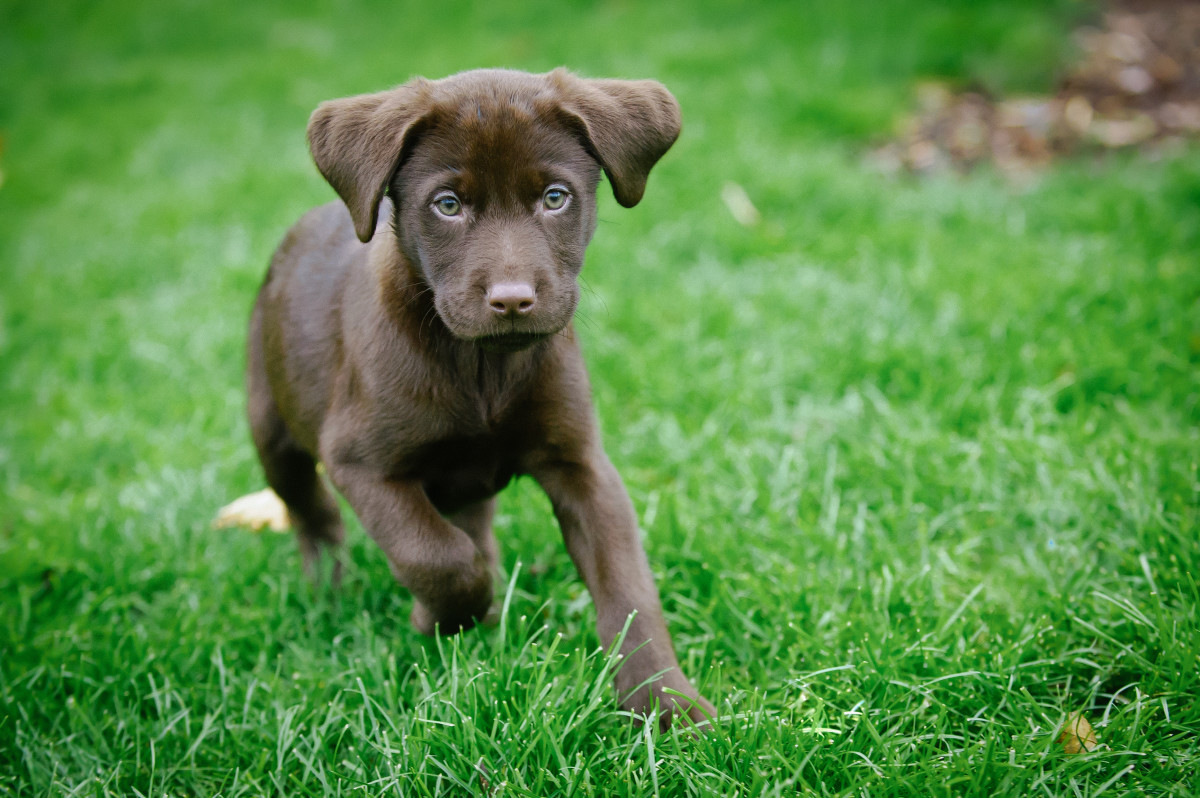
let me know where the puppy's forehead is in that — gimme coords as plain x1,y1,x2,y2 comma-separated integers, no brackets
428,100,576,164
409,75,593,191
438,99,547,152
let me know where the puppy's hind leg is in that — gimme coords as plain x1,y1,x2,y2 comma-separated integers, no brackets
254,424,346,585
247,308,345,585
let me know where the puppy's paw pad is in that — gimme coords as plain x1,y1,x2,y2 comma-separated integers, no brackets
213,488,290,533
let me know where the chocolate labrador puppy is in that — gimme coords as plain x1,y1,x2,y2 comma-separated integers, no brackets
246,68,713,729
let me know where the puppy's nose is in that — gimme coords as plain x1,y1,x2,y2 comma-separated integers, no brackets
486,282,536,317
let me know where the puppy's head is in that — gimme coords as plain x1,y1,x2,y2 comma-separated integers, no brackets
307,69,681,351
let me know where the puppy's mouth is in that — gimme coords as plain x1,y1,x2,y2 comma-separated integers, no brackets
476,332,551,353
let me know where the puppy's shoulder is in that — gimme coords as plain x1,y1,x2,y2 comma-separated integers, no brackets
275,202,360,262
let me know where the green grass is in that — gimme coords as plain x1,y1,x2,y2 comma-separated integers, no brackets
3,0,1199,794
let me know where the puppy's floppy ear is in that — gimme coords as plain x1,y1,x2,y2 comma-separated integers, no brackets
551,70,682,208
307,80,433,242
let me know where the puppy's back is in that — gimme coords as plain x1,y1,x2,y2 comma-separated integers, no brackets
256,201,363,451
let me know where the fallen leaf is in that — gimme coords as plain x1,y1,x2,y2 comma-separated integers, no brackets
870,0,1200,174
1162,102,1200,133
1059,711,1098,754
914,80,954,114
476,759,494,796
1090,112,1158,147
1116,65,1154,95
1063,95,1095,135
1151,54,1183,85
1104,27,1145,64
721,182,761,227
213,488,291,533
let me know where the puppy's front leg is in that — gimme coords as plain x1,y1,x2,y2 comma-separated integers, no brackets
533,449,715,730
323,459,493,634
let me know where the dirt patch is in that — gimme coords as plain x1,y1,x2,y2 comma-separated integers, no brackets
872,0,1200,175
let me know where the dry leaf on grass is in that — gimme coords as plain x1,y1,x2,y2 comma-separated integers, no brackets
721,182,761,227
1059,711,1099,754
213,488,291,533
872,0,1200,175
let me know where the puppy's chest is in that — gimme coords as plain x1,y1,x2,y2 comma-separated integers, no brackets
410,430,524,513
402,382,540,513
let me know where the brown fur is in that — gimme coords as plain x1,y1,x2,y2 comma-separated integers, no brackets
246,68,713,729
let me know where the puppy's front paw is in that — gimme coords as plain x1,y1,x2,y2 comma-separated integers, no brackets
662,689,717,734
621,676,717,733
410,601,438,636
409,595,493,636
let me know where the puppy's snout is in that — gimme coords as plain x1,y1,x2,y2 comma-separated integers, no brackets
486,283,537,317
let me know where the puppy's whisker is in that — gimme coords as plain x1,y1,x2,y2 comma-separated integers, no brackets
395,279,433,307
572,309,600,335
399,284,434,311
578,275,610,319
419,304,440,344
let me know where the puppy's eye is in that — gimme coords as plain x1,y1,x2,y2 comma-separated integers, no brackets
433,193,462,218
542,187,570,211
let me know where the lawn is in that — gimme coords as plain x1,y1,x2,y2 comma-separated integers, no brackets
2,0,1198,795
